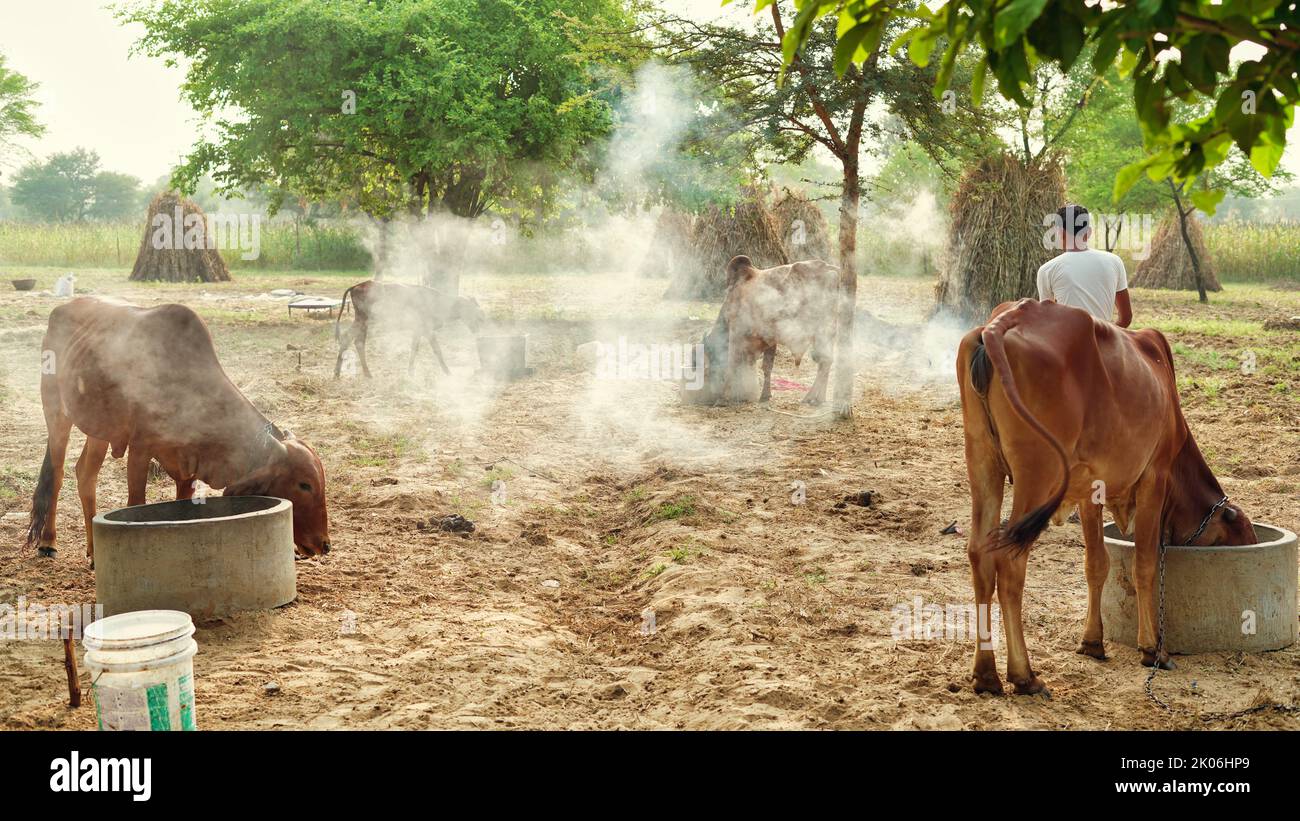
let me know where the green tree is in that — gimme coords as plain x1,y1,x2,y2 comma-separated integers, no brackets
120,0,630,222
10,149,101,222
87,171,143,221
748,0,1296,207
0,53,44,170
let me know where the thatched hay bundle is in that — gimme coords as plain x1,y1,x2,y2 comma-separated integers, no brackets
639,210,697,278
1131,212,1221,292
130,192,231,283
934,154,1064,321
771,188,832,262
666,195,789,300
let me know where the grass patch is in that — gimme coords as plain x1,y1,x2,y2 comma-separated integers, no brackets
1142,318,1265,338
346,430,416,467
649,495,697,522
480,465,516,489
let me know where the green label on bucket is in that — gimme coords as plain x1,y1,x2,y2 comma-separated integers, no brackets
146,684,171,731
179,674,196,731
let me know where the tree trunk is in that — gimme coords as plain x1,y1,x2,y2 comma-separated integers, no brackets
832,161,859,418
1168,181,1208,303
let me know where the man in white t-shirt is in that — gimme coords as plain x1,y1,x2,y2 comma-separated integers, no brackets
1037,204,1132,327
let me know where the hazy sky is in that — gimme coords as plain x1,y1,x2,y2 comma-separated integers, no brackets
1,0,198,182
2,0,1295,184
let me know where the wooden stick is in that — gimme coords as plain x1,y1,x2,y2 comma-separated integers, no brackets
63,637,81,708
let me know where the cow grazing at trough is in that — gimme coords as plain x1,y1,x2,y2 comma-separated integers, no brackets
706,255,839,405
334,280,484,378
957,298,1255,695
29,298,331,562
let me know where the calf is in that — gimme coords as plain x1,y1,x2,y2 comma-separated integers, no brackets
708,255,839,405
334,281,484,378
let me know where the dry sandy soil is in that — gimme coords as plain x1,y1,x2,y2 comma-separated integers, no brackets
0,268,1297,729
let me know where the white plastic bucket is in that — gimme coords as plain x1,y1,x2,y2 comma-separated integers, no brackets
83,610,198,731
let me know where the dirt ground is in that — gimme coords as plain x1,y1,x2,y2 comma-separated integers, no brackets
1,268,1297,729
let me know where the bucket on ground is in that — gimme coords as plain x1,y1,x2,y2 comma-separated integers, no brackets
83,610,198,731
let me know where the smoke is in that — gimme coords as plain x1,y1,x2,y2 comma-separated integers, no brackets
334,61,967,482
850,187,965,397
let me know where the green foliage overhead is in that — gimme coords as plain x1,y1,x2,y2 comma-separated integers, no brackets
746,0,1298,211
119,0,633,219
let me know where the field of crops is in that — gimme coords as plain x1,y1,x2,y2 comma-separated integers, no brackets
1205,220,1300,282
0,219,371,271
2,216,1298,283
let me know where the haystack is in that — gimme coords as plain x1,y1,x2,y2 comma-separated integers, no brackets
934,154,1064,321
639,210,697,278
771,188,832,262
1130,213,1221,292
130,192,231,282
665,194,789,300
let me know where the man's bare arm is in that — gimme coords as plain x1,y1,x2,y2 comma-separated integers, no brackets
1114,289,1132,328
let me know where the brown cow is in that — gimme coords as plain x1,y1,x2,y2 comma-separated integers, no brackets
710,255,839,405
333,280,484,378
28,298,331,562
957,298,1255,695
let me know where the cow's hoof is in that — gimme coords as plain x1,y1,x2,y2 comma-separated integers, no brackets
1012,676,1051,697
1076,640,1107,660
972,671,1004,695
1140,649,1175,670
36,546,56,558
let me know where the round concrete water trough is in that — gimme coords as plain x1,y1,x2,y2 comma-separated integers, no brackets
1101,522,1297,654
92,496,296,619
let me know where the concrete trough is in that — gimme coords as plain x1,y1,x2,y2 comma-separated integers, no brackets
1101,522,1298,654
92,496,296,619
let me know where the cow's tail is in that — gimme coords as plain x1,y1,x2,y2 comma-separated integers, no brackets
335,285,357,342
26,445,56,551
978,318,1070,555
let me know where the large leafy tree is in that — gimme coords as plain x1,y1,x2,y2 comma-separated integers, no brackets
10,149,101,222
9,150,143,222
753,0,1297,207
119,0,631,220
0,52,45,171
87,171,144,221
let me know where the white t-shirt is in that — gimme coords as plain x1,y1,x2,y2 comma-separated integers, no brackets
1036,248,1128,322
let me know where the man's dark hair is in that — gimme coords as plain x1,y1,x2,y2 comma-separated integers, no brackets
1057,204,1090,241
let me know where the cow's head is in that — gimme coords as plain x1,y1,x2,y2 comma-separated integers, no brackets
455,296,486,334
226,430,331,558
1179,499,1256,547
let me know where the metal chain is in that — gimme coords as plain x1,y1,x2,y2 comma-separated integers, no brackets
1145,496,1300,722
1144,540,1173,710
